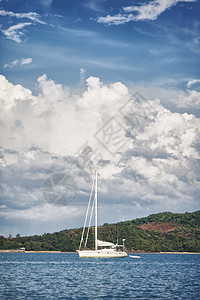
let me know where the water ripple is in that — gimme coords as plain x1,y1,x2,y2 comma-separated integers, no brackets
0,253,199,299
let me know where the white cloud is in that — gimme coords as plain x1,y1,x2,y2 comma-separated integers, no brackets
0,74,33,111
187,78,200,88
97,0,196,25
0,74,199,236
0,203,81,222
3,59,19,68
2,22,32,43
21,57,32,65
171,89,200,108
0,9,47,42
170,79,200,108
0,9,46,24
97,14,135,26
3,57,33,68
123,0,196,21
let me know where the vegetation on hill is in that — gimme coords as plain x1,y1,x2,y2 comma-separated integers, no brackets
0,211,200,252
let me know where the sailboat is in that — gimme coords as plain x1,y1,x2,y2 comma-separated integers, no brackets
78,171,127,258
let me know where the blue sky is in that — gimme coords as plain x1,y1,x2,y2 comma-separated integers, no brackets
0,0,200,237
1,0,200,91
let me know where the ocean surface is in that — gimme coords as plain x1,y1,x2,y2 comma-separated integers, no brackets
0,253,199,299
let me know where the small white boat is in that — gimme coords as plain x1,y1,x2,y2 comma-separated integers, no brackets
129,255,141,258
78,171,127,258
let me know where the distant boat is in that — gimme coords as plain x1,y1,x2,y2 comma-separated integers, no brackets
78,171,127,258
129,255,141,259
17,247,26,253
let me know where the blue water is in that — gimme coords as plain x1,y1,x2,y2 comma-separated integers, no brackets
0,253,199,299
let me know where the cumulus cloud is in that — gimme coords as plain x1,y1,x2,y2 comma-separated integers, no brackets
187,78,200,88
0,74,199,236
173,90,200,108
170,79,200,109
0,74,33,111
97,0,196,25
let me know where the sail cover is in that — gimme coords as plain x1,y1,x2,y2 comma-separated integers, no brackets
97,239,115,247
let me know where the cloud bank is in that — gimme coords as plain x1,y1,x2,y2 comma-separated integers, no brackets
0,74,199,236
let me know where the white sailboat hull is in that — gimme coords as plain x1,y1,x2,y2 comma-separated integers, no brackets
78,249,127,258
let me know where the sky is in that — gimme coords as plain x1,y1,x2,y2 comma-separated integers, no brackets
0,0,200,237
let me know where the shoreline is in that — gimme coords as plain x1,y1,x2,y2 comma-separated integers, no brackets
0,250,199,254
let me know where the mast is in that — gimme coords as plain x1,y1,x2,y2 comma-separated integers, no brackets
95,170,98,251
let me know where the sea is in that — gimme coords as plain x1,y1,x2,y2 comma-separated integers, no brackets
0,253,199,299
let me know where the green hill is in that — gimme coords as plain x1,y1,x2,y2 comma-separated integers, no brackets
0,211,200,252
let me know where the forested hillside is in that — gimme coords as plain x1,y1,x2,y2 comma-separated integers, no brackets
1,211,200,252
